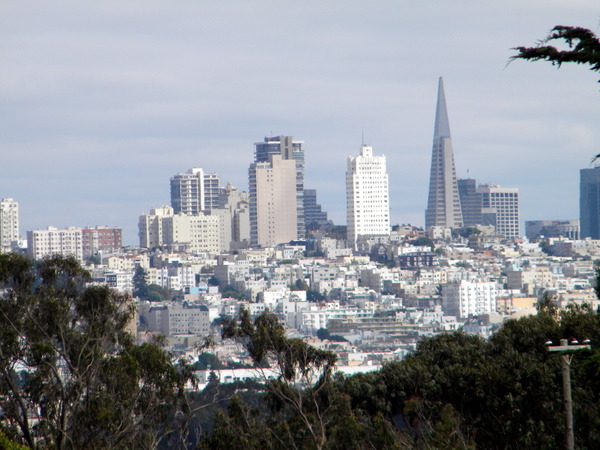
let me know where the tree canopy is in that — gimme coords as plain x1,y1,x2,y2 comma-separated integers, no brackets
0,254,195,449
200,302,600,449
511,25,600,82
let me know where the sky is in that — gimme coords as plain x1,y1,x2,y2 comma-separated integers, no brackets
1,1,599,245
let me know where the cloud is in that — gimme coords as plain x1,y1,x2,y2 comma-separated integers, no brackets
1,1,599,243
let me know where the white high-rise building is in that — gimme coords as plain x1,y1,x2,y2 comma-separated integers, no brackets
170,168,222,215
27,227,83,261
476,184,520,239
0,198,19,253
442,280,497,318
346,145,390,246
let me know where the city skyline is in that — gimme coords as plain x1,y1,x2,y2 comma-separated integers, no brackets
1,2,599,244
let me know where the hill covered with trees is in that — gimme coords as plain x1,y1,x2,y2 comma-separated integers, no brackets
1,253,599,448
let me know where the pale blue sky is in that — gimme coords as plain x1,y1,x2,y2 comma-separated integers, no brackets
1,1,599,244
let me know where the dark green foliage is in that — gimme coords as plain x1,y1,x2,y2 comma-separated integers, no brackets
410,237,434,250
291,278,309,291
307,290,325,301
207,309,411,449
0,430,29,450
316,328,347,342
0,254,195,449
339,305,600,449
221,284,247,300
452,227,481,238
194,352,224,370
200,299,600,448
512,25,600,82
132,265,149,299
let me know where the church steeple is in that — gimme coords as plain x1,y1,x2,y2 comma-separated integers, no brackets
425,77,463,230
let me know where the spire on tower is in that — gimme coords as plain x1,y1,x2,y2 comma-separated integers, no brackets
433,77,451,140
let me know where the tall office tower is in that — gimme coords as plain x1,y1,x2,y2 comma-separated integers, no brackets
425,77,463,230
580,166,600,238
249,154,298,247
304,188,328,229
458,178,482,227
476,184,520,238
170,168,222,215
0,198,19,253
253,136,305,239
346,145,390,247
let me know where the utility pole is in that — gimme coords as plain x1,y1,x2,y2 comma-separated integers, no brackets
547,338,591,450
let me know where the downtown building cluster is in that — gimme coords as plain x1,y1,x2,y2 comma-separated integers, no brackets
4,79,600,380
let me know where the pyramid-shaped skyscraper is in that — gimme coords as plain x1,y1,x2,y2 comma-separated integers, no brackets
425,77,463,229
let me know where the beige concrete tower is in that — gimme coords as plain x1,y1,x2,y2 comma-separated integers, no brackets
249,154,298,247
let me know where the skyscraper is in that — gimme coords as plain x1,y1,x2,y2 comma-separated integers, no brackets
458,178,482,227
170,168,221,215
346,145,390,247
0,198,19,253
253,136,305,239
425,77,463,230
580,166,600,238
477,184,520,238
249,154,298,247
303,189,328,230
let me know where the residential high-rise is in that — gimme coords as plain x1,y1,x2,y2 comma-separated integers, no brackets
477,184,520,238
81,226,122,258
249,154,298,247
27,227,83,261
203,172,222,212
0,198,19,253
253,136,305,239
213,183,251,250
580,166,600,238
138,206,221,254
425,77,463,230
170,168,221,215
346,145,390,246
442,280,497,318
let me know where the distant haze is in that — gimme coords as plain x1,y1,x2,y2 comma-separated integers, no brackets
1,1,599,244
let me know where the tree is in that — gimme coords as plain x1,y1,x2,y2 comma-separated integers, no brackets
132,265,149,299
511,26,600,82
194,352,224,370
220,309,338,449
410,237,434,251
0,254,195,449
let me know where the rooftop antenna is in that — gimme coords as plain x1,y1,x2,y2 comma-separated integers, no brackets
361,128,365,146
